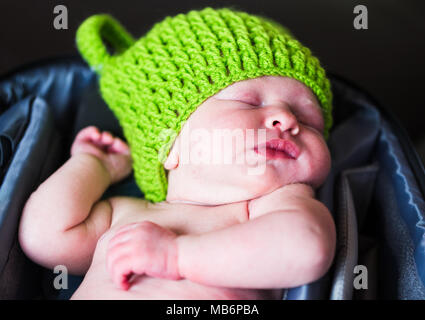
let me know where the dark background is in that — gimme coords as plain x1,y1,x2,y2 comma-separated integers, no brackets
1,0,424,162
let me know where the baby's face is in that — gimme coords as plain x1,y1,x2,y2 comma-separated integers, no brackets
164,76,331,204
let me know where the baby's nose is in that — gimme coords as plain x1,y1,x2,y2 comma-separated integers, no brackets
264,106,300,135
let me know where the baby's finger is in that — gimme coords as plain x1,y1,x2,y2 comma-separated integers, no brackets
106,252,125,282
120,273,133,291
109,255,133,290
101,131,114,145
107,233,133,252
76,126,100,142
107,227,139,250
109,138,130,154
106,242,133,272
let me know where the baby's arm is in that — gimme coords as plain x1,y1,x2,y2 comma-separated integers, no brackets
19,127,132,275
176,184,336,289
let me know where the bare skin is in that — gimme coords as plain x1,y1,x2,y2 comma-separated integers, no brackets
18,76,336,300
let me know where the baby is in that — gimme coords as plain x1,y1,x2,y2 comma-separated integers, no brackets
18,8,336,299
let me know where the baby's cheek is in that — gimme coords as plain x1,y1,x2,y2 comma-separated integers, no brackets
307,141,331,187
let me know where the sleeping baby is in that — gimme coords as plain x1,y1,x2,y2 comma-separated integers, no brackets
18,7,336,299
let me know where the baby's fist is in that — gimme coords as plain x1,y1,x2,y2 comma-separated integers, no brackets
106,221,181,290
70,126,132,184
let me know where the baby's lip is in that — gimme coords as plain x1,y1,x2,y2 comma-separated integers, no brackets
254,138,300,160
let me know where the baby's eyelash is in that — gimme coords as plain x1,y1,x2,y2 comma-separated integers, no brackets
232,99,260,108
239,100,260,106
231,96,259,105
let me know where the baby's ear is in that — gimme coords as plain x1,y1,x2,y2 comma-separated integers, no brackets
163,137,179,170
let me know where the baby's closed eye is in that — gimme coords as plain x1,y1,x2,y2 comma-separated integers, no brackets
234,93,262,106
291,108,323,132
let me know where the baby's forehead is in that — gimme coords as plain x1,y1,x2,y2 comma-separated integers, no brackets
215,75,320,106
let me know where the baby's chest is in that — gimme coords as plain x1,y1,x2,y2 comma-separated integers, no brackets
92,199,247,261
105,197,248,239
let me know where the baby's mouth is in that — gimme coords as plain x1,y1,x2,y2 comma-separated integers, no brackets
254,139,300,160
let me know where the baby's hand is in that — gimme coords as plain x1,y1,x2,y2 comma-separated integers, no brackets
70,126,132,184
106,221,181,290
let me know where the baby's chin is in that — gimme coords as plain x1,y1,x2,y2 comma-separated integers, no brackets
166,173,308,205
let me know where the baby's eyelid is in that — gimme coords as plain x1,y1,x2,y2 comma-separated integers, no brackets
243,99,262,106
237,96,262,106
213,94,260,106
292,107,324,133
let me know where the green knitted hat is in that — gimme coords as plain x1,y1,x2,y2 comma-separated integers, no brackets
76,7,333,203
